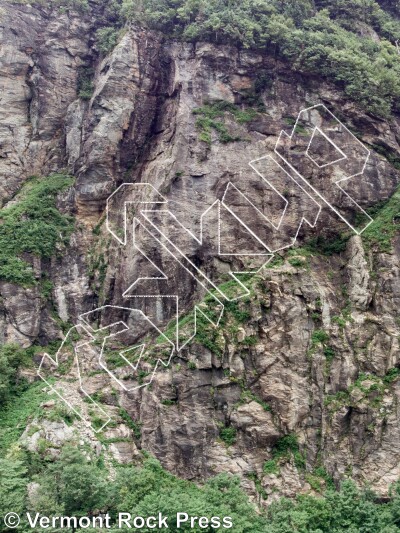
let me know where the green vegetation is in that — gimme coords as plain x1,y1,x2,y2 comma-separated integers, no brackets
311,329,330,346
264,479,400,532
219,426,237,446
10,1,400,117
224,300,251,324
259,436,306,482
0,174,74,286
325,368,400,413
266,255,285,269
43,403,80,426
161,398,177,406
0,459,27,530
5,443,400,532
323,345,336,362
3,389,400,531
96,26,120,54
0,344,31,406
288,256,307,268
263,459,279,475
34,446,112,518
371,143,400,171
239,389,271,411
77,66,95,100
118,407,142,439
0,381,48,454
361,187,400,252
112,458,267,531
0,444,267,532
5,0,90,11
157,278,253,359
121,0,400,117
193,101,259,145
239,335,258,346
304,234,349,256
272,434,306,470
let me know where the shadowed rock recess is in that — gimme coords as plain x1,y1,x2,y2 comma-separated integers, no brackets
1,0,400,511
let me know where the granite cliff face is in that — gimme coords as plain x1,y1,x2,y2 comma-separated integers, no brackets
1,0,400,505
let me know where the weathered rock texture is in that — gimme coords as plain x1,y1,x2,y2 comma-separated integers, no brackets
1,0,400,505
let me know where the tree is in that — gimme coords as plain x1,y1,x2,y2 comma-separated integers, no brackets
0,459,27,529
114,458,267,532
0,344,28,405
35,447,113,517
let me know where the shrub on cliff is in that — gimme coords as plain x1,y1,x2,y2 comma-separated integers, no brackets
0,174,74,286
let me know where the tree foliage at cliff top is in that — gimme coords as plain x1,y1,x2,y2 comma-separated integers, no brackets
121,0,400,117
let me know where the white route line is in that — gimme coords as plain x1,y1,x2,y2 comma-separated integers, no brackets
274,103,373,235
305,126,347,169
243,155,321,254
37,306,175,431
38,103,376,428
124,216,226,350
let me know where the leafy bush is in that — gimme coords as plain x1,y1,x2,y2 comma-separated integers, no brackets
304,234,349,256
35,446,112,516
324,345,336,361
0,344,30,406
289,257,306,268
0,381,47,454
311,329,330,346
96,26,120,54
77,67,94,100
118,407,142,439
272,434,306,469
0,174,74,286
219,426,237,446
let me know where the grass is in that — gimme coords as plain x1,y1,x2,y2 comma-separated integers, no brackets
289,257,307,268
0,174,74,286
239,335,258,346
263,459,279,475
156,278,254,357
239,389,271,412
361,187,400,253
41,403,79,426
323,346,336,362
266,255,285,269
193,100,258,145
224,301,251,323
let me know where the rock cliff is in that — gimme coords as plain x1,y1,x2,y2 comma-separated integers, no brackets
1,0,400,505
